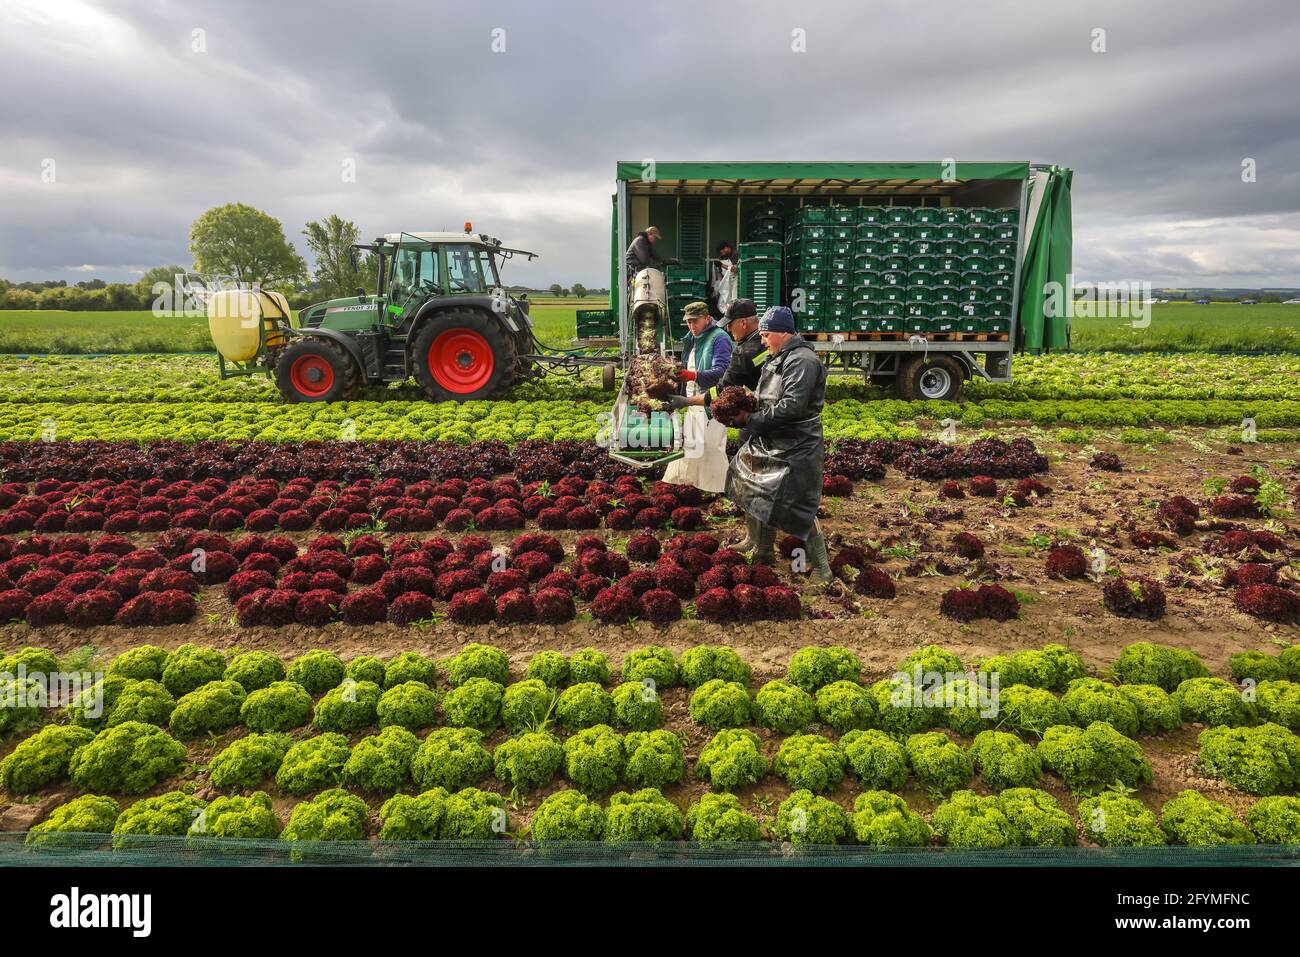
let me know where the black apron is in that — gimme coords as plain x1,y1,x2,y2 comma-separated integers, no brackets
724,337,825,539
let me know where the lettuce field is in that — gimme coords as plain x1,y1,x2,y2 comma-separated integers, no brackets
0,346,1296,860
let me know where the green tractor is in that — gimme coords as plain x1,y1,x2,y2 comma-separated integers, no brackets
208,228,607,402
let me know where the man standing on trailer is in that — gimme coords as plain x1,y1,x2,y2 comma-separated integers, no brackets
724,306,834,583
624,225,676,279
661,301,733,493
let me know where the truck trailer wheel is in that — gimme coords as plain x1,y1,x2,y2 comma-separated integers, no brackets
896,355,966,402
411,308,517,402
275,338,359,403
601,363,617,392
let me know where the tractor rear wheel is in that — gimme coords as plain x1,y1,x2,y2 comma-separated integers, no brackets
411,308,516,401
275,337,359,403
896,355,965,402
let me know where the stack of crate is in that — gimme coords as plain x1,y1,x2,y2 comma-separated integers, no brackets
852,207,1018,335
784,206,857,334
665,263,708,339
737,240,782,313
575,308,617,339
745,201,785,243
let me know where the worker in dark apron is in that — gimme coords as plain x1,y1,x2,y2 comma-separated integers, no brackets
724,306,833,583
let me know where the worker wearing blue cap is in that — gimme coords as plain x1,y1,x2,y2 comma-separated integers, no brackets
724,306,833,583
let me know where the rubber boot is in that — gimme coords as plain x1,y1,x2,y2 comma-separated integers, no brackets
734,514,760,554
753,523,777,566
805,530,834,584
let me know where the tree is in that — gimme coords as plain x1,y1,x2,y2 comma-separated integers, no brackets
571,283,588,298
189,203,306,289
548,283,563,298
302,215,377,299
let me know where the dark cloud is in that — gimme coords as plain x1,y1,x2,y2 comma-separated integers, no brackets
1,0,1297,287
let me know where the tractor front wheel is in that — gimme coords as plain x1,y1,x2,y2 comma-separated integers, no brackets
411,308,516,401
275,337,359,403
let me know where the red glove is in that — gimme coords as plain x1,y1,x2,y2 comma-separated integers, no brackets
678,370,696,382
732,409,749,427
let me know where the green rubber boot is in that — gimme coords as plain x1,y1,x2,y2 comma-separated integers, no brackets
805,530,834,584
753,523,778,566
734,514,760,555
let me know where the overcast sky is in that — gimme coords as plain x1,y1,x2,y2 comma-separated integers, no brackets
1,0,1298,289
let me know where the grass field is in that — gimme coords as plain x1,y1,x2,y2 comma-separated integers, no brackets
0,301,1296,354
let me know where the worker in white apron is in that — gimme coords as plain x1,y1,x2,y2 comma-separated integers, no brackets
663,301,733,493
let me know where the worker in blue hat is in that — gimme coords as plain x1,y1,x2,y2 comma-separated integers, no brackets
724,305,833,583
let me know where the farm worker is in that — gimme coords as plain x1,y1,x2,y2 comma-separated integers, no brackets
661,301,734,494
709,239,739,318
724,306,833,582
624,226,677,279
668,296,766,434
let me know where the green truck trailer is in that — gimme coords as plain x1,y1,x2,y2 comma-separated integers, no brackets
597,160,1073,401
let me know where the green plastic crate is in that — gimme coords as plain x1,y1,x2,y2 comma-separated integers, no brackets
931,315,960,334
934,254,963,273
786,235,828,259
883,223,911,240
786,223,829,243
666,263,708,282
934,238,964,256
874,316,904,333
883,254,909,273
825,271,852,289
910,255,937,273
990,223,1018,242
822,318,851,333
830,240,854,257
932,300,962,320
911,223,940,242
878,284,907,304
878,300,905,319
989,256,1015,274
958,314,982,334
739,262,782,311
855,239,885,258
936,207,964,225
785,252,827,273
992,208,1019,225
986,286,1013,305
883,238,909,257
857,207,890,224
885,207,913,225
989,240,1017,258
794,206,833,225
831,224,855,241
963,255,990,273
738,241,782,261
909,269,935,288
853,268,881,290
935,223,966,242
958,286,984,304
854,255,885,273
575,309,617,338
988,271,1014,289
909,239,937,257
828,206,857,225
850,317,873,332
912,207,945,225
857,223,888,241
826,287,853,306
987,301,1012,318
983,317,1011,335
746,222,783,243
618,407,676,453
880,270,907,287
965,223,992,242
933,270,961,288
906,285,933,304
932,285,961,303
964,239,990,258
666,279,708,298
963,208,994,225
827,256,853,273
959,270,984,291
852,298,877,317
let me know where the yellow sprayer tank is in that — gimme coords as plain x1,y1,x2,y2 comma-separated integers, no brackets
207,289,291,362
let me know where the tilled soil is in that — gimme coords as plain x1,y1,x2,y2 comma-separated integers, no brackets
1,428,1297,842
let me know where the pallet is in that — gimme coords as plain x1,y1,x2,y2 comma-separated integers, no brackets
805,331,1009,343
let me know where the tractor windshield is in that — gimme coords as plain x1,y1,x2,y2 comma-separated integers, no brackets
444,244,498,294
388,234,439,322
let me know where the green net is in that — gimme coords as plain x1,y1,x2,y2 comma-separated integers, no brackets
4,833,1298,867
